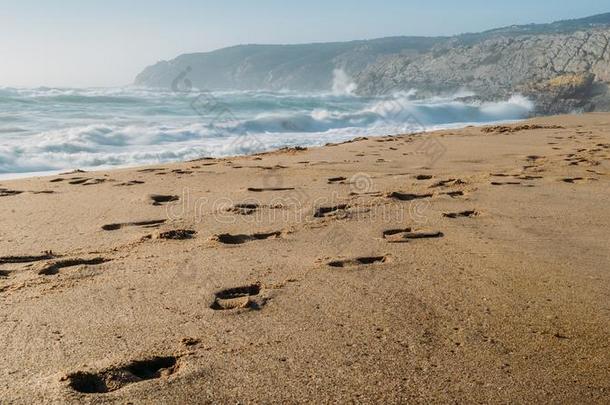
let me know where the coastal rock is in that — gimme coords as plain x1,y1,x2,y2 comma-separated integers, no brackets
357,29,610,114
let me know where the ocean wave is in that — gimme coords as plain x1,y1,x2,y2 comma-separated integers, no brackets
0,88,534,176
225,94,533,134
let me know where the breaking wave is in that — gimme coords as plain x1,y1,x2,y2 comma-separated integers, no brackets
0,86,534,177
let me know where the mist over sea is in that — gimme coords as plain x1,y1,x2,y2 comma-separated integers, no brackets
0,84,534,178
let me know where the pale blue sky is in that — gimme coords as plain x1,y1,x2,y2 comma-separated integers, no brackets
1,0,608,87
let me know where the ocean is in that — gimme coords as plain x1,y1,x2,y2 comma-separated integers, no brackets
0,86,534,178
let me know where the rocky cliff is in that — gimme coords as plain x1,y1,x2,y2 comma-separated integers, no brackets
356,29,610,114
135,13,610,115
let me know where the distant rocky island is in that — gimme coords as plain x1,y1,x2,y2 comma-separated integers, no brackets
135,13,610,115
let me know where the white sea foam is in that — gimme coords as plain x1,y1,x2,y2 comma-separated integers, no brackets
0,86,534,177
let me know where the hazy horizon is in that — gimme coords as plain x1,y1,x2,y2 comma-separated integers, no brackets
1,0,609,88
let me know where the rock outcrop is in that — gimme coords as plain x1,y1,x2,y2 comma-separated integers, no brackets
356,29,610,114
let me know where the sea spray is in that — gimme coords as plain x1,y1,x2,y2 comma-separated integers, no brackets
332,69,358,95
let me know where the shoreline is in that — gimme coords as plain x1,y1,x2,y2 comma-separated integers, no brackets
1,112,608,403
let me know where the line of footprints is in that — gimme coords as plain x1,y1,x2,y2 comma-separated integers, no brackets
0,179,479,396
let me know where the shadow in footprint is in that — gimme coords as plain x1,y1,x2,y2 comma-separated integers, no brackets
67,356,178,394
37,258,110,276
82,179,107,186
68,178,107,186
443,210,478,219
137,168,167,173
0,252,56,264
247,187,295,192
115,180,145,187
149,194,179,206
144,229,197,240
314,204,349,218
430,178,465,188
213,231,282,245
67,178,89,185
227,203,260,215
328,176,347,184
210,284,264,310
0,188,23,197
562,177,585,184
172,169,193,175
383,228,443,243
102,220,166,231
387,192,433,201
328,256,387,268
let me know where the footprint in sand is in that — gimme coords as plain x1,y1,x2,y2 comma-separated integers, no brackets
137,168,167,173
327,176,348,184
0,252,56,264
30,190,56,195
429,178,466,188
247,187,295,192
212,231,282,245
443,210,478,219
171,169,193,175
327,256,387,268
102,220,166,231
382,228,444,243
564,156,590,165
36,257,110,276
256,164,289,170
226,203,260,215
0,188,23,197
491,181,522,186
67,178,88,185
313,204,349,218
143,229,197,240
65,356,179,394
517,175,543,180
441,191,465,198
386,192,433,201
115,180,145,187
68,178,108,186
148,194,179,206
561,177,590,184
210,284,264,310
83,179,108,186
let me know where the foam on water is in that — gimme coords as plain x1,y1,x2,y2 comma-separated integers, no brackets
0,86,534,177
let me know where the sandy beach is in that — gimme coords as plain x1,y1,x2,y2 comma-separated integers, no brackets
0,113,609,403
